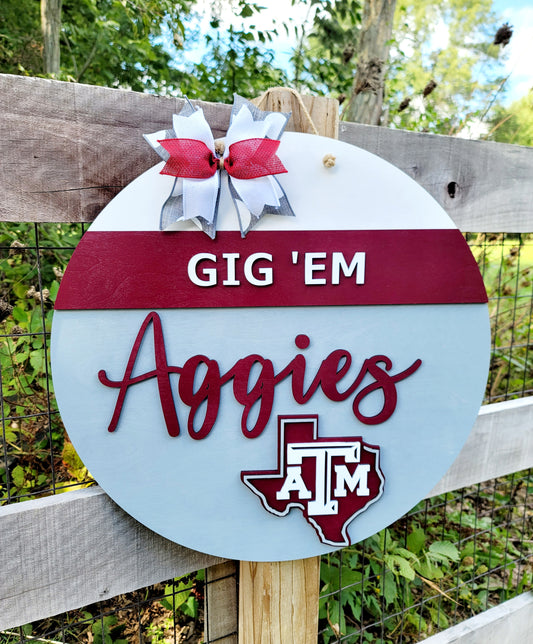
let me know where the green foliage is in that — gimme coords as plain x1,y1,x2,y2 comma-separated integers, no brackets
386,0,507,134
319,523,461,643
61,440,89,482
289,0,363,98
0,0,516,136
159,571,204,619
88,614,128,644
0,0,43,76
58,0,191,91
0,0,286,98
319,473,533,642
469,233,533,402
489,91,533,146
287,0,508,132
175,23,288,103
0,223,92,502
0,0,196,91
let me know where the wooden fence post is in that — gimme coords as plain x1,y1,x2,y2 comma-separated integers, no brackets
237,89,339,644
205,562,239,643
239,558,321,643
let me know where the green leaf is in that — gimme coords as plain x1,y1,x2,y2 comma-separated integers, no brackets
346,593,361,621
48,280,60,303
31,334,44,349
407,526,425,554
364,593,382,618
427,605,449,629
517,570,532,594
13,283,29,299
416,559,443,580
240,4,254,18
181,595,198,618
16,347,30,364
5,430,17,442
167,577,196,611
11,465,25,487
62,441,87,481
378,528,389,553
382,572,398,606
30,349,45,373
339,567,363,588
407,611,427,631
429,541,460,563
384,554,416,581
393,547,418,561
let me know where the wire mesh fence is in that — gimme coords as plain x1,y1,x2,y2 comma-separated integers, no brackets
318,469,533,642
0,575,206,644
1,225,532,643
471,233,533,403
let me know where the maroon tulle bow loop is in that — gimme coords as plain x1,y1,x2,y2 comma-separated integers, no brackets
158,138,218,179
158,137,287,181
224,138,287,179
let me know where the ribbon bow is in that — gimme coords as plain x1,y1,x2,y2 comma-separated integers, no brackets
144,95,295,238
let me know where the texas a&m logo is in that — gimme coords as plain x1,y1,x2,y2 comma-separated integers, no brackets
242,416,384,547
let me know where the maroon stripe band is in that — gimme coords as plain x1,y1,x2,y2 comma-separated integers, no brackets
54,230,487,310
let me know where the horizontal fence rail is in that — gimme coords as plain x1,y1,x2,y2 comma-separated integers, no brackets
1,397,532,630
1,74,533,232
423,591,533,644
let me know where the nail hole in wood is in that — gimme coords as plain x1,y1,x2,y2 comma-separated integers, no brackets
447,181,458,198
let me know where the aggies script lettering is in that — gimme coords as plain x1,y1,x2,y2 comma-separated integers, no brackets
98,312,422,438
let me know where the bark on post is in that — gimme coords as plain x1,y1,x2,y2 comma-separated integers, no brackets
41,0,62,74
344,0,397,125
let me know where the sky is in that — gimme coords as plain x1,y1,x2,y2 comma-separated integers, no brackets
191,0,533,106
493,0,533,103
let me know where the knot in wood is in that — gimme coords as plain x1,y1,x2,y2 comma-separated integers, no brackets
322,154,336,168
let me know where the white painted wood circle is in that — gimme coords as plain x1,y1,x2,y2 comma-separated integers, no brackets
51,133,489,561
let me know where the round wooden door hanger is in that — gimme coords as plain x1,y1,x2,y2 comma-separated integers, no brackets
51,104,489,562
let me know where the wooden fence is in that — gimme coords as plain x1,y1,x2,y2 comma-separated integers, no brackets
1,73,532,640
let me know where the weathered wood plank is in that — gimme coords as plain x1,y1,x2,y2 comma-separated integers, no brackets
238,558,320,644
427,397,533,497
0,486,223,631
2,74,533,231
0,74,231,223
1,398,531,631
339,122,533,232
204,561,238,644
423,591,533,643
